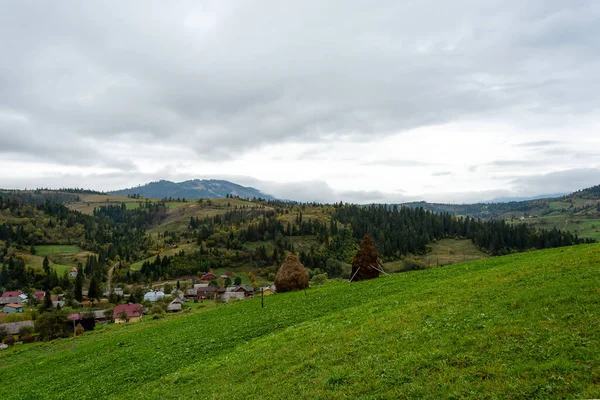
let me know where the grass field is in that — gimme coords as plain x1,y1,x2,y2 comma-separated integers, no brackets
1,243,599,399
17,245,92,274
34,245,82,255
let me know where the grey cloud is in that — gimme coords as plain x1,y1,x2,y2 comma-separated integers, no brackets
2,0,600,165
516,140,562,147
363,159,438,167
509,168,600,195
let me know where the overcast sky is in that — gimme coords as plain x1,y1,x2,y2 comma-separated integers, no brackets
1,1,599,203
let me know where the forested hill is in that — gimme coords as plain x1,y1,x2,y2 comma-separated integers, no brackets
0,189,595,293
109,179,274,200
402,184,600,220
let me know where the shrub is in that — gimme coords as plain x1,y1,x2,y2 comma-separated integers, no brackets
19,325,34,336
311,273,328,286
267,273,276,282
0,326,7,342
21,334,35,344
403,255,428,271
3,335,15,347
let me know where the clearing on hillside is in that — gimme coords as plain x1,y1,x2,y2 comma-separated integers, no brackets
1,244,599,399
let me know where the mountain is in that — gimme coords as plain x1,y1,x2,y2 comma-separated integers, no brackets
488,193,567,203
109,179,274,200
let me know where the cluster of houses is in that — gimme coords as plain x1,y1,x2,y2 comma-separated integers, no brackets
1,290,69,313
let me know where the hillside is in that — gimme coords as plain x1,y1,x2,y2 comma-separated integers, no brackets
403,184,600,240
1,244,599,399
109,179,274,200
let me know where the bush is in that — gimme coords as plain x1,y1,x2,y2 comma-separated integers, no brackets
3,335,15,347
19,325,34,336
21,334,35,344
0,326,7,342
311,273,328,286
5,313,33,323
403,255,428,271
267,273,276,282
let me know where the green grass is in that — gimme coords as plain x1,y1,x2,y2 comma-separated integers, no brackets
1,244,600,399
34,245,81,256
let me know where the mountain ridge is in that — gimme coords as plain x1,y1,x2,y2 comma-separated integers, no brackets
108,179,274,200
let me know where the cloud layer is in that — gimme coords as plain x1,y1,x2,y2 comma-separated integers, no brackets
1,1,599,202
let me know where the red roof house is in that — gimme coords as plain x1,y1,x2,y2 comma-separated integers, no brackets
113,303,143,324
2,291,22,297
200,272,217,281
33,291,46,300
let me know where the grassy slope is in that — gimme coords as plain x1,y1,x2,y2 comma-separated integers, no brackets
1,244,600,399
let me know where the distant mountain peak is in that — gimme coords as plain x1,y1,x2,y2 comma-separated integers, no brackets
109,179,274,200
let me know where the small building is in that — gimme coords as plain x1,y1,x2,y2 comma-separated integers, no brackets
167,298,184,312
193,283,209,289
143,290,165,302
185,288,198,298
67,313,96,332
113,303,143,324
261,286,276,296
1,291,22,297
33,291,46,302
69,267,78,278
0,296,22,306
196,286,216,299
2,303,23,314
200,272,217,281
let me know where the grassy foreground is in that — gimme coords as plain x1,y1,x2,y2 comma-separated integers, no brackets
1,244,600,399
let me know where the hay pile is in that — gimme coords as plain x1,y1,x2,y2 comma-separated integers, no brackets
275,253,309,293
350,233,380,281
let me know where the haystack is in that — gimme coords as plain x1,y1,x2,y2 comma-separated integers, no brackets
350,233,380,282
275,253,309,293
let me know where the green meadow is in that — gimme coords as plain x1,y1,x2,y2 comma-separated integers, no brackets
1,244,599,399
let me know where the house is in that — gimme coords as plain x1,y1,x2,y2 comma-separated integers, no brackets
0,296,22,306
193,283,209,289
185,288,198,298
113,303,143,324
167,298,184,312
69,267,78,278
52,301,65,308
196,286,216,299
0,320,34,335
171,289,185,299
200,272,217,281
261,285,276,296
103,288,124,298
33,291,46,302
220,275,229,280
2,303,23,313
1,291,22,297
143,290,165,302
67,313,96,331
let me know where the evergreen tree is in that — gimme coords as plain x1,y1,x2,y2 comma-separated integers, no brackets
43,256,50,275
42,290,53,312
74,270,84,302
88,275,100,300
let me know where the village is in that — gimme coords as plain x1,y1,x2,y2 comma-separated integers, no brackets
0,269,277,349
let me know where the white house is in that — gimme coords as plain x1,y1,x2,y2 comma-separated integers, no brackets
143,290,165,302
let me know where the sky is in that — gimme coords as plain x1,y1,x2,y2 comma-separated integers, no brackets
1,0,599,203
